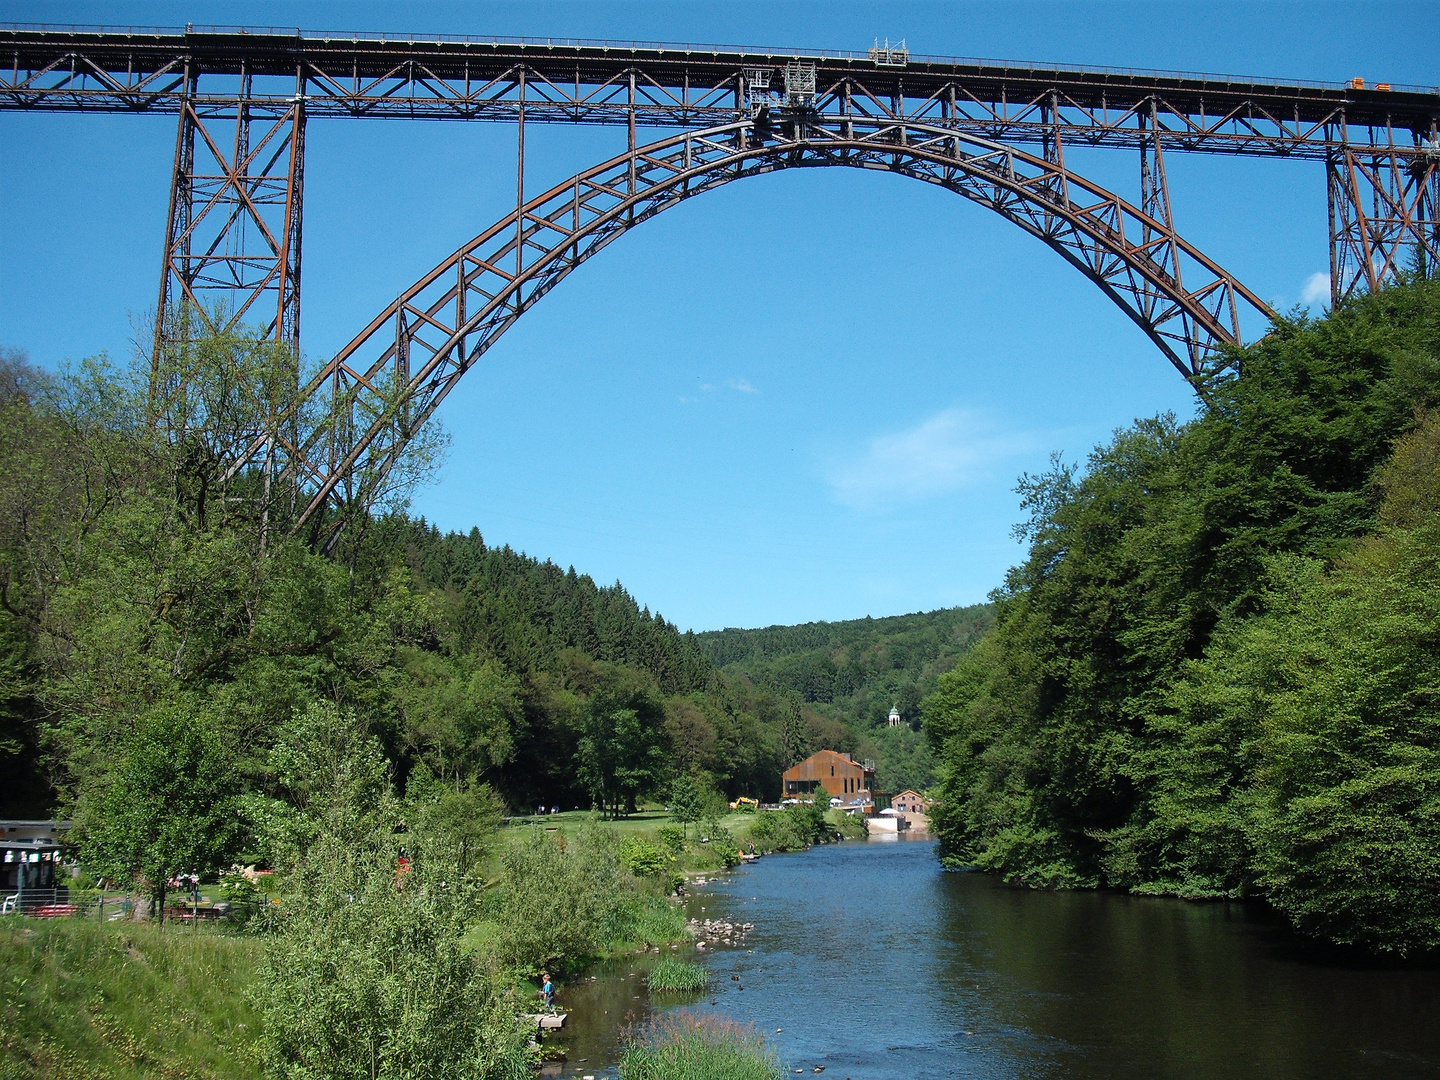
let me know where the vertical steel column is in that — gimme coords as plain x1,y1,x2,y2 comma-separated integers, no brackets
275,62,307,358
1139,97,1181,302
152,57,196,383
627,70,637,223
516,66,526,284
735,71,745,152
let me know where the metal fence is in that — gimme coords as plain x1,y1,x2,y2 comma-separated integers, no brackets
2,888,265,923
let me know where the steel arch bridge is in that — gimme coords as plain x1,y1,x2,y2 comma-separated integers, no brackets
4,25,1438,532
287,115,1272,528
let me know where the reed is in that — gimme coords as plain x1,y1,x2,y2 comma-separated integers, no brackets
646,956,709,993
619,1011,785,1080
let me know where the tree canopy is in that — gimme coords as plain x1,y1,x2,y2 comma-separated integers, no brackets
924,277,1440,954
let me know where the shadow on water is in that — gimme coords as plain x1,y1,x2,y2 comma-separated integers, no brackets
555,835,1440,1080
540,946,709,1076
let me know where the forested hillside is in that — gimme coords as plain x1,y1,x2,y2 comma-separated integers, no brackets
0,339,909,829
700,605,991,793
924,276,1440,955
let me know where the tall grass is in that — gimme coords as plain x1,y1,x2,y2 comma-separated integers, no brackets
646,956,709,993
0,916,264,1079
606,893,687,949
631,899,687,946
620,1012,785,1080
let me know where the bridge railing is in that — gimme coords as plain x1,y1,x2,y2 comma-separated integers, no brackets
3,22,1438,97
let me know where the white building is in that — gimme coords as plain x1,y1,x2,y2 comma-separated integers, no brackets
887,706,903,727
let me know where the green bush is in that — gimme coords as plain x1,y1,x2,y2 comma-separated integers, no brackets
646,957,709,993
656,824,687,857
258,844,530,1080
620,1011,784,1080
218,868,260,905
254,714,532,1080
493,824,626,973
744,810,803,853
621,835,673,878
746,801,834,853
694,821,741,869
832,810,868,840
710,838,741,869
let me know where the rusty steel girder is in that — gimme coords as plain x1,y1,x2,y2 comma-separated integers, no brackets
153,63,306,362
5,25,1436,532
3,26,1437,350
222,116,1272,533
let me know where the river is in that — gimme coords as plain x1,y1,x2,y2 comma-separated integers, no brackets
549,835,1440,1079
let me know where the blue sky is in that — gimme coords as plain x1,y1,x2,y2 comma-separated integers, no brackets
2,1,1435,631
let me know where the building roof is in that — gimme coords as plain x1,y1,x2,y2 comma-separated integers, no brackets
0,821,71,829
782,748,872,775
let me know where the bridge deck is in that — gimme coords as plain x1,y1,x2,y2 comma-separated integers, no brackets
3,23,1436,142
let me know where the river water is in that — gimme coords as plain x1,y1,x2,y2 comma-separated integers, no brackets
550,835,1440,1079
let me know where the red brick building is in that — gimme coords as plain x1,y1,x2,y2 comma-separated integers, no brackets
782,750,875,808
892,790,930,815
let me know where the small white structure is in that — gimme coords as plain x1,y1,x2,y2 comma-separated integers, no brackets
887,706,903,728
866,808,910,834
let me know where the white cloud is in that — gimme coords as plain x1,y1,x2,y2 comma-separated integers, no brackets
829,408,1033,510
1301,271,1331,307
695,379,757,395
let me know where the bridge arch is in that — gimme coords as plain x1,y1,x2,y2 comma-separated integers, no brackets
269,116,1274,528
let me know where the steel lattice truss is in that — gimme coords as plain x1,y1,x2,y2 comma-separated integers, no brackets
5,26,1438,313
4,25,1438,528
153,78,306,355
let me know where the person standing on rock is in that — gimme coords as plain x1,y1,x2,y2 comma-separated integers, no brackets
540,972,555,1011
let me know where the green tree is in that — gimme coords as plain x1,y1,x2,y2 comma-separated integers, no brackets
492,824,625,973
403,763,504,880
575,666,669,817
79,702,242,919
242,700,396,871
925,277,1440,921
397,652,524,785
668,773,705,838
779,694,807,768
1158,413,1440,952
254,704,528,1080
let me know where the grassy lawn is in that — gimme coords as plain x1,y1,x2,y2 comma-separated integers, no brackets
507,809,757,838
0,917,264,1080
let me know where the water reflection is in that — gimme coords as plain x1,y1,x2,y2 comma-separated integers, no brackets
541,950,700,1076
684,837,1440,1080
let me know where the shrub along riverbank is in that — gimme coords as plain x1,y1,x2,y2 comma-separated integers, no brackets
1,799,696,1079
1,788,859,1079
925,277,1440,956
